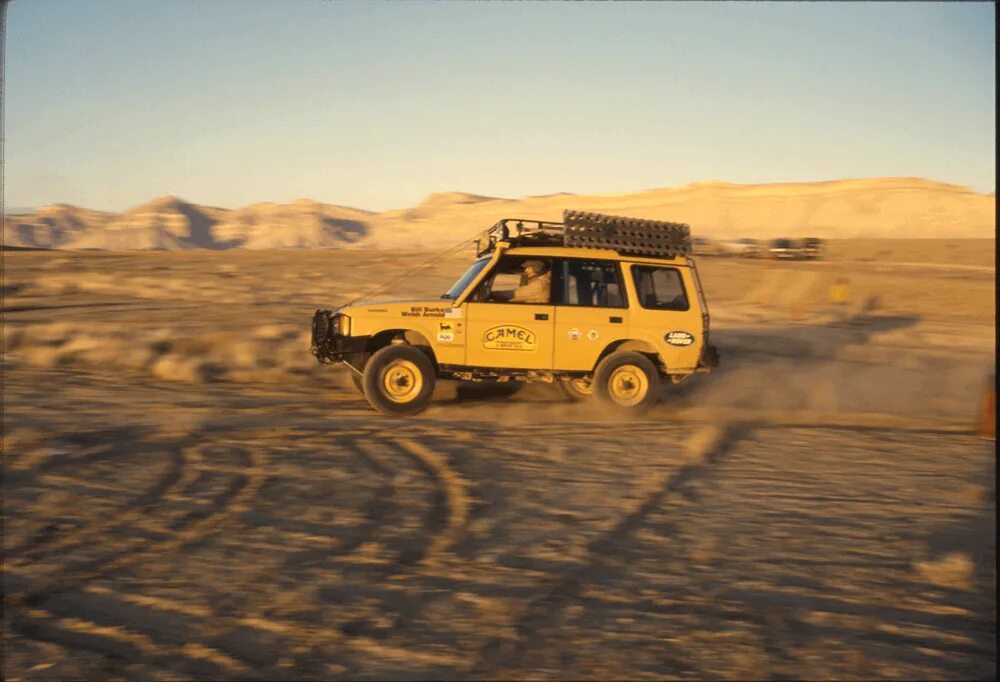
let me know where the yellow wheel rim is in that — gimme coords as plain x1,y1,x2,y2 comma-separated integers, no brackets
608,365,649,406
569,378,593,396
382,359,423,403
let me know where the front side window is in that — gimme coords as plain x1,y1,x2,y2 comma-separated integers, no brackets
555,259,626,308
631,266,689,311
472,256,553,304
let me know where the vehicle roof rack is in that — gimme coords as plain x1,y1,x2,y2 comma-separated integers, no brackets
476,210,692,259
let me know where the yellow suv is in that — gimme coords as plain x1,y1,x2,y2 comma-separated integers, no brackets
311,211,719,415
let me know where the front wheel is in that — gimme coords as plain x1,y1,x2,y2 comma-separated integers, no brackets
592,351,660,413
362,345,436,415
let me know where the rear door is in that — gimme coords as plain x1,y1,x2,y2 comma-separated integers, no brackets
552,258,629,371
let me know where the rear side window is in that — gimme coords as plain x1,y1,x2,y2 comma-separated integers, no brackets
556,259,626,308
631,266,689,311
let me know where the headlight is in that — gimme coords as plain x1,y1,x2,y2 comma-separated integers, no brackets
334,314,351,336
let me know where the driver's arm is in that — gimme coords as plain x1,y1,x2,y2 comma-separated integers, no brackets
510,275,550,303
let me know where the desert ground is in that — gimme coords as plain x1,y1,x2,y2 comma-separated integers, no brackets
1,239,995,680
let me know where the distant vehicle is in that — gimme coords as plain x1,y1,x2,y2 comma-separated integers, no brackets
769,238,799,259
720,238,764,258
799,237,824,260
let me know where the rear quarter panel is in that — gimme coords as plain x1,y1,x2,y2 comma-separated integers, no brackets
623,263,704,372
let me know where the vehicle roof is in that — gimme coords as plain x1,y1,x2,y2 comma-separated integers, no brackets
499,243,692,265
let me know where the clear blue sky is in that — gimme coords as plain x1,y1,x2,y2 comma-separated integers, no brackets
3,0,995,211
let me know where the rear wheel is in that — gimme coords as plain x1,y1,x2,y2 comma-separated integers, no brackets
593,351,660,413
559,377,593,401
362,345,436,415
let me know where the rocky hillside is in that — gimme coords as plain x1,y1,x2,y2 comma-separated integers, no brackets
3,177,994,250
4,196,373,251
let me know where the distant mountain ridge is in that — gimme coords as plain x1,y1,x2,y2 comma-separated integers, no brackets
4,196,372,250
3,177,995,250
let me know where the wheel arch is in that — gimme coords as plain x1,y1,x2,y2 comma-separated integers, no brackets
594,339,663,372
365,329,438,368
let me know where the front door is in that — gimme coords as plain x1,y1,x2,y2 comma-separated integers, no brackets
462,254,556,369
464,302,555,369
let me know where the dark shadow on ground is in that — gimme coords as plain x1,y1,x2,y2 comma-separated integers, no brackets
447,382,563,404
0,244,54,251
1,302,144,314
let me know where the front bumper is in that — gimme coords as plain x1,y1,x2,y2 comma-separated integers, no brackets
310,309,370,363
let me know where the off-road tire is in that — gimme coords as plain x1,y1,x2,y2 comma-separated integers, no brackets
362,345,436,416
559,377,594,401
563,210,691,258
592,351,661,413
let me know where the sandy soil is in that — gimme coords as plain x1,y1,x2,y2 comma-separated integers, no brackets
2,241,995,680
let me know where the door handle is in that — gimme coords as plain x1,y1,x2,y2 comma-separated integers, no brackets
535,313,549,320
609,316,623,324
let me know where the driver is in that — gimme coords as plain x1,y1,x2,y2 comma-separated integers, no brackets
509,260,551,303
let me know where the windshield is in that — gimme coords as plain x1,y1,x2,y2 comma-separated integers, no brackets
442,257,491,299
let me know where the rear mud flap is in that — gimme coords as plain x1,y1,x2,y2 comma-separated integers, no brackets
699,344,720,369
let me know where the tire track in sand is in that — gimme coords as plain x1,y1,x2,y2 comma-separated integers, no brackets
3,431,188,559
7,438,270,678
8,430,471,678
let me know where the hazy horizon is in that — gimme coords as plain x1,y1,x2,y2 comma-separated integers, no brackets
2,175,995,216
4,1,996,212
